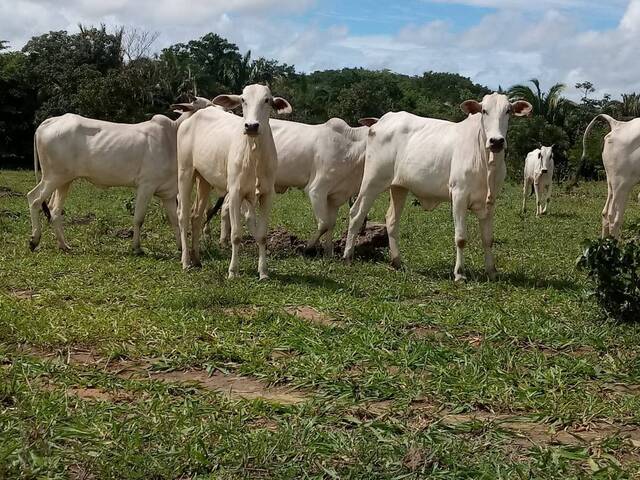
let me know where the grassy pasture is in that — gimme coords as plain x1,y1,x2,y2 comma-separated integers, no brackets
1,168,640,479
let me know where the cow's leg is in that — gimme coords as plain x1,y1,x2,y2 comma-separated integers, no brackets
255,190,274,280
534,181,542,217
227,189,244,279
177,169,194,269
131,185,154,255
343,181,388,263
478,208,497,281
386,186,408,269
321,200,340,257
50,181,72,252
220,196,231,248
191,178,211,268
161,196,181,251
452,192,468,282
608,182,633,239
306,188,331,253
521,178,530,214
27,178,61,251
601,180,613,237
543,182,552,214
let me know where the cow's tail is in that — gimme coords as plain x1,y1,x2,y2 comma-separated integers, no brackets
33,131,51,221
581,114,619,166
204,195,226,227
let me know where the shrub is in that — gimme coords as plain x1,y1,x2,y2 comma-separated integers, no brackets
577,238,640,322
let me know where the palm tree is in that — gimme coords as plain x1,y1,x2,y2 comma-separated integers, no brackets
508,79,572,125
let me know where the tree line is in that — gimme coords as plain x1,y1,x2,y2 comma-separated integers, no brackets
1,25,637,180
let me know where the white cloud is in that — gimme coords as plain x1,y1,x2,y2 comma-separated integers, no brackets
2,0,640,99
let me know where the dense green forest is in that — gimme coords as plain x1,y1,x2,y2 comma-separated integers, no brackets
1,26,638,180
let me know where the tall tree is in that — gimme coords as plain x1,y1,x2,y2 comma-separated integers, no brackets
509,79,571,126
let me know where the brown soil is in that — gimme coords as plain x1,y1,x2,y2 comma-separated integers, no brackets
7,288,38,300
70,213,96,225
245,224,389,259
285,305,341,327
26,347,307,405
0,186,22,198
113,228,133,239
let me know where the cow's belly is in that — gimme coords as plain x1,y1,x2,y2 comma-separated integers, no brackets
393,158,450,204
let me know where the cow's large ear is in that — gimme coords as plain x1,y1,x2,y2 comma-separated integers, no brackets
461,100,482,115
512,100,533,117
213,94,242,110
171,103,195,113
271,97,292,115
359,117,379,127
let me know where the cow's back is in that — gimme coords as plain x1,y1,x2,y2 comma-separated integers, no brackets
368,112,455,202
36,114,171,188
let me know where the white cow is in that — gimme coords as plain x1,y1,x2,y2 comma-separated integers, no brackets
582,114,640,238
27,97,212,254
214,116,377,256
176,84,292,279
343,93,532,281
522,145,554,216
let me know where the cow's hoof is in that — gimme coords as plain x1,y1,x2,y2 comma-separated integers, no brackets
454,274,467,283
59,244,72,253
228,271,239,279
259,273,270,281
133,248,144,256
29,238,38,252
486,268,498,281
191,259,202,269
343,255,353,266
390,257,402,270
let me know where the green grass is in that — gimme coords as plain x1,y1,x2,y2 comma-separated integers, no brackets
2,168,640,479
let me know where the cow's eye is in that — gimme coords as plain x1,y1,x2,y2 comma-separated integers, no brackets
241,97,245,103
265,98,270,104
482,109,487,115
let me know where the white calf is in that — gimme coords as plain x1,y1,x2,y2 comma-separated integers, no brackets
582,114,640,238
343,93,532,281
27,98,212,253
522,145,554,216
176,84,292,279
216,116,377,256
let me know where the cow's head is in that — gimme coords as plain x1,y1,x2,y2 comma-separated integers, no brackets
538,145,554,175
213,84,292,137
461,93,532,154
170,96,213,114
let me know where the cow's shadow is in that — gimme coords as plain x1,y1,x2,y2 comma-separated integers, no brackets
415,261,580,291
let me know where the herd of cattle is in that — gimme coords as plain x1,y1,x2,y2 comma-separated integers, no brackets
25,83,640,280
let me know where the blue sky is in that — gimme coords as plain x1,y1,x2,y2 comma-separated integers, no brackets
1,0,639,97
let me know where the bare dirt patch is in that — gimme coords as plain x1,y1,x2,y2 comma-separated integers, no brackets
69,213,96,225
0,186,22,198
65,387,120,402
246,224,389,259
409,325,441,339
440,411,640,447
113,228,133,239
7,288,39,300
285,306,341,327
148,369,306,404
25,347,308,405
247,417,279,431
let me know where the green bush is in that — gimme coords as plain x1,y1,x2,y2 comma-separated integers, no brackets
578,238,640,322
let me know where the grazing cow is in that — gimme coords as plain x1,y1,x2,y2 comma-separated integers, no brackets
176,84,292,279
522,145,555,216
582,114,640,238
212,116,378,256
27,97,213,254
343,93,532,281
